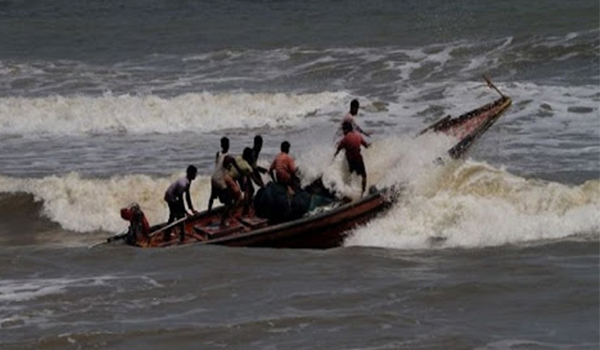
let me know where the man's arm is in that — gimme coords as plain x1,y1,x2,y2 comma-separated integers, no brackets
256,165,268,174
225,156,244,175
208,196,214,213
250,164,266,187
354,122,371,137
250,170,265,187
289,158,297,174
208,188,215,212
334,141,344,158
361,136,370,149
185,188,196,215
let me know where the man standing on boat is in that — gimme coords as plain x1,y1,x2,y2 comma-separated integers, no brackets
339,99,371,138
335,121,370,196
248,135,268,200
208,137,231,213
228,147,264,216
163,165,198,242
269,141,298,193
252,135,268,175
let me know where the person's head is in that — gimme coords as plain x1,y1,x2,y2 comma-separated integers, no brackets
342,121,353,134
186,165,198,180
242,147,255,164
253,135,263,152
280,141,291,154
220,137,230,153
350,99,360,116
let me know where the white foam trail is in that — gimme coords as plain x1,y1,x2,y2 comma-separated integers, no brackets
0,91,346,136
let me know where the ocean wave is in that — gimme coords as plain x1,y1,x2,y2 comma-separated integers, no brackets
0,134,597,249
1,28,597,100
346,160,600,249
0,91,346,136
0,172,212,233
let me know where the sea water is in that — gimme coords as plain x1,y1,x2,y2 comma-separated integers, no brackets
0,1,598,349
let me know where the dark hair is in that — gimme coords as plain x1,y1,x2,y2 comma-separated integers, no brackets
186,165,198,178
220,137,229,149
242,147,254,164
350,99,359,110
254,135,263,146
342,121,353,133
281,141,290,153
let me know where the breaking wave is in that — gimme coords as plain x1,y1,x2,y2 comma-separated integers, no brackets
0,91,345,136
0,134,597,249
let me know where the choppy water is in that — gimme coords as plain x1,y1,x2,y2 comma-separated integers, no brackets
0,1,598,349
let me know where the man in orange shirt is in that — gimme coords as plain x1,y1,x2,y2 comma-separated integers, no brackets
335,121,370,196
269,141,298,191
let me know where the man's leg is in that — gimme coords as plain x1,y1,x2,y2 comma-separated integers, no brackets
361,175,367,196
223,175,241,226
164,201,176,241
174,200,186,242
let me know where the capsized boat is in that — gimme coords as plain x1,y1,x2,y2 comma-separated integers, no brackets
101,77,511,249
418,76,512,159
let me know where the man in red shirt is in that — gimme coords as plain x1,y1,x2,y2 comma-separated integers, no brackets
270,141,298,191
335,121,371,196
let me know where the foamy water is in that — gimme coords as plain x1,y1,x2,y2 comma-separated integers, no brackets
0,92,346,136
347,161,600,249
1,133,597,249
1,2,598,349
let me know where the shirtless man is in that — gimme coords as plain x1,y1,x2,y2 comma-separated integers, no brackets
269,141,298,192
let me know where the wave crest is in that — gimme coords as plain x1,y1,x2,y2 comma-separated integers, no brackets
0,91,345,136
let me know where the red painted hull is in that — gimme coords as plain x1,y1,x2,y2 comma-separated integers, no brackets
142,187,394,249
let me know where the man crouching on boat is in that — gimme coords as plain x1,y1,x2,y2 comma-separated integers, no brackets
227,148,264,218
163,165,198,242
210,148,263,227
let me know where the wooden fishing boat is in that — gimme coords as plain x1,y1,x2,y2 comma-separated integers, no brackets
418,76,512,158
132,186,396,249
98,77,511,249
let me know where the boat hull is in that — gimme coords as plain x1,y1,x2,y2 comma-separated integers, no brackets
421,96,512,158
203,189,390,248
140,188,393,249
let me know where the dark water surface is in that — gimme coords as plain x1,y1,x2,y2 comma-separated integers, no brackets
1,241,597,350
0,0,598,349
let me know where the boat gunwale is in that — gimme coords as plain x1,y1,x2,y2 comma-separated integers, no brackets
197,187,391,246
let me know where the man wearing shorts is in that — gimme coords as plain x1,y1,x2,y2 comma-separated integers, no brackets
335,121,371,196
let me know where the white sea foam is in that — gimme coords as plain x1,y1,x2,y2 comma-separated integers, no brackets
346,159,600,249
0,173,214,233
0,275,156,302
0,91,346,136
385,80,600,154
1,129,598,249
